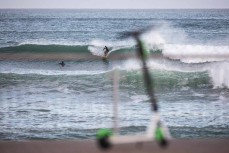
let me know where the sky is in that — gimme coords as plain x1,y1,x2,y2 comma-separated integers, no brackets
0,0,229,9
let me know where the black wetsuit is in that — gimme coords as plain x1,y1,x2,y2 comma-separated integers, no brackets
104,46,109,56
59,61,65,67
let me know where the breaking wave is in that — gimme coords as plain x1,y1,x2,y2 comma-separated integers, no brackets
1,39,229,64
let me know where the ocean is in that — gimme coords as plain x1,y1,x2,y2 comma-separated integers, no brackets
0,9,229,140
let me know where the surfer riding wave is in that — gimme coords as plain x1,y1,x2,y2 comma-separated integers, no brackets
103,46,110,57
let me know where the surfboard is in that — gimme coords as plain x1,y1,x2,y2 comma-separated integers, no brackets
102,56,108,61
102,53,108,60
103,54,108,58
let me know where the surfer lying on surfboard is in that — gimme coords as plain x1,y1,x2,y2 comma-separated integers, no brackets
58,61,65,67
103,46,110,57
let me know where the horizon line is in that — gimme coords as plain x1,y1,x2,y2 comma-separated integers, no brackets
0,8,229,10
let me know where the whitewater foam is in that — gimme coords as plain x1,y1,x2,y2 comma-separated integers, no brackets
136,23,229,64
208,61,229,88
19,39,86,46
122,58,207,72
0,67,106,76
163,44,229,63
130,95,148,103
122,59,229,89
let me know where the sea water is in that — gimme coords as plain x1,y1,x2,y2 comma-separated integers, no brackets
0,9,229,140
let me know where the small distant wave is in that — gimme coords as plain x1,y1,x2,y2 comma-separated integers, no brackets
0,44,89,54
0,68,107,76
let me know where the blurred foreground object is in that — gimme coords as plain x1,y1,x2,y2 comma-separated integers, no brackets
96,27,171,149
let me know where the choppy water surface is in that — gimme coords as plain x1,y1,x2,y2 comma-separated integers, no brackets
0,9,229,140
